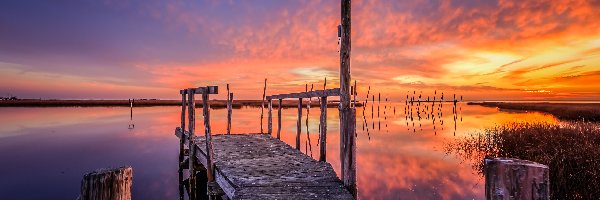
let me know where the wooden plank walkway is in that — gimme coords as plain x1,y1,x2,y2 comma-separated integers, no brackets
176,131,353,200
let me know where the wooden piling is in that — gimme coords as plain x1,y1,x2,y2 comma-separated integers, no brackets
202,92,215,181
340,0,356,197
261,78,267,133
277,99,282,139
80,166,133,200
268,99,273,135
227,84,232,134
319,96,328,162
297,98,302,150
186,88,197,200
179,91,187,200
485,158,550,200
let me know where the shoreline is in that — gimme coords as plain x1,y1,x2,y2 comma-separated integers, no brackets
0,99,362,108
468,102,600,122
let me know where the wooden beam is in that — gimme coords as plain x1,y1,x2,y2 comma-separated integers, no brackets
186,88,197,200
267,88,340,100
296,98,302,150
180,86,219,95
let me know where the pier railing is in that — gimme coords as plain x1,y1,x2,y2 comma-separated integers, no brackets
266,88,341,162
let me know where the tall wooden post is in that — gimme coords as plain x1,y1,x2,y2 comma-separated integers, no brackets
261,79,267,133
485,158,550,200
297,98,302,150
340,0,356,197
319,96,328,162
277,99,282,139
227,93,233,134
178,91,187,200
186,88,197,200
268,99,273,135
202,90,216,199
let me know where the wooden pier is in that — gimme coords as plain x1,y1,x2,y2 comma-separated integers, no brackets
175,1,355,199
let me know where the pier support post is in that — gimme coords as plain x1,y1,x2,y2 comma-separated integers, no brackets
268,99,273,135
297,98,302,150
187,88,197,200
319,96,328,162
202,90,217,200
277,99,282,139
339,0,356,198
261,79,267,133
485,158,550,200
80,166,133,200
178,90,187,200
227,84,232,134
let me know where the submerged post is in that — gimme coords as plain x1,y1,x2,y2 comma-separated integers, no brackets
277,99,282,139
485,158,550,200
178,90,187,200
297,98,302,150
80,166,133,200
268,99,273,135
339,0,356,197
187,88,197,200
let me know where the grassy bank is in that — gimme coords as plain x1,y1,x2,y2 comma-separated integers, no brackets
468,102,600,122
446,122,600,199
0,99,359,108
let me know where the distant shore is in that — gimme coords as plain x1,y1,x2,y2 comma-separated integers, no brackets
0,99,362,108
468,102,600,122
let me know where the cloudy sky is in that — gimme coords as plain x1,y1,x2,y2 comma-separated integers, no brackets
1,0,599,100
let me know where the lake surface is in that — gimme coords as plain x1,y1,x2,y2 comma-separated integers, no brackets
0,103,559,199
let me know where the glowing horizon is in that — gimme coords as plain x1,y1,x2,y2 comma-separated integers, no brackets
1,0,599,101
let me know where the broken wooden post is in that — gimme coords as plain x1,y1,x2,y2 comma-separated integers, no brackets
319,96,327,162
340,0,356,197
187,88,197,200
277,99,282,139
268,99,273,135
80,166,132,200
297,98,302,150
261,78,267,133
178,90,187,200
485,158,550,200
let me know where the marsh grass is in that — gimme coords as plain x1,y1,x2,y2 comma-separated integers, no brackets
446,122,600,199
469,102,600,121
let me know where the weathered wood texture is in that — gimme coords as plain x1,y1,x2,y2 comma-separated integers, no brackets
485,158,550,200
227,85,232,134
180,86,219,95
297,98,302,150
80,166,133,200
178,93,187,200
277,99,282,139
261,79,267,133
268,100,273,135
267,88,340,100
176,132,353,200
319,96,328,162
187,88,198,200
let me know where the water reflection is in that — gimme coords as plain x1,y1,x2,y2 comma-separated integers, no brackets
0,103,563,200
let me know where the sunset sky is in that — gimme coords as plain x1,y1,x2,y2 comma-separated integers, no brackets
1,0,599,100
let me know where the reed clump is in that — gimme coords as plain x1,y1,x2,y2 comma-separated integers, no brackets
446,122,600,200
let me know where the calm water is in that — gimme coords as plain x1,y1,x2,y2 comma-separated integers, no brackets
0,103,558,199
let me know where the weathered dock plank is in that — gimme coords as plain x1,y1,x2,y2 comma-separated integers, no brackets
176,131,353,200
